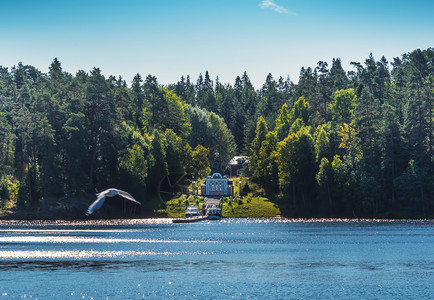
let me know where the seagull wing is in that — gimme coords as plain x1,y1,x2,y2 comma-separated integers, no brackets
86,193,106,215
86,188,140,216
97,189,112,198
116,190,141,205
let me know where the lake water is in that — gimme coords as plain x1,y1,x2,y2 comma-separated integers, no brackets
0,219,433,299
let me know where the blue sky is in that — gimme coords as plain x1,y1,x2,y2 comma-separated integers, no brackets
1,0,433,88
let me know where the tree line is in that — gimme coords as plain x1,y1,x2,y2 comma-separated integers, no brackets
0,59,234,214
246,49,433,217
0,48,433,217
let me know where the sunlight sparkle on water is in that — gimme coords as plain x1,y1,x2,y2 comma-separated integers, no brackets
0,219,432,299
0,218,432,226
0,250,207,259
0,236,220,244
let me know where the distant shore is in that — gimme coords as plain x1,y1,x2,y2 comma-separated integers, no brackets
0,217,433,225
1,194,432,221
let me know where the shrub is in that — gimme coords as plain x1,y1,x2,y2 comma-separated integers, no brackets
0,176,20,208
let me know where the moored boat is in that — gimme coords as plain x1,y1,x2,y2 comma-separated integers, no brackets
206,205,222,220
185,206,200,218
172,205,206,223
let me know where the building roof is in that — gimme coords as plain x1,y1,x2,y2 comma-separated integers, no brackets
228,156,248,165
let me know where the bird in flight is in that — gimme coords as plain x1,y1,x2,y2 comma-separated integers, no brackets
86,188,141,215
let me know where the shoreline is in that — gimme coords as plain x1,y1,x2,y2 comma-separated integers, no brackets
0,217,433,225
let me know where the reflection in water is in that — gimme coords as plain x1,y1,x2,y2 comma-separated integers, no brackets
0,259,201,272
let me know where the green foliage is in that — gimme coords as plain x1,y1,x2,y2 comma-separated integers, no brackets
258,132,279,193
289,118,305,135
275,127,316,212
147,130,168,194
0,112,15,175
119,144,148,186
314,125,330,162
291,96,310,125
331,89,357,125
394,160,432,217
0,175,20,208
159,89,191,139
0,48,433,218
249,116,268,181
186,105,236,164
164,129,191,176
316,157,333,214
188,145,211,178
275,104,292,141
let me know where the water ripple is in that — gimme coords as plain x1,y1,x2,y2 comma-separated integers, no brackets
0,218,433,226
0,236,220,244
0,250,207,259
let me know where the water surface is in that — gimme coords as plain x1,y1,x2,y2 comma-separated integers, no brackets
0,219,433,299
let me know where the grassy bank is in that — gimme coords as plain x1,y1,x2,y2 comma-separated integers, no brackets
163,193,280,218
221,195,280,218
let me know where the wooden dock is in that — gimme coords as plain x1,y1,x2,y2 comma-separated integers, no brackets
172,216,207,223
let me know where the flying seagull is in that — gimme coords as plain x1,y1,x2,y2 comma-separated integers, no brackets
86,188,141,215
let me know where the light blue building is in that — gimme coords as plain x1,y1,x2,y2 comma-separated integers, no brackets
200,173,233,196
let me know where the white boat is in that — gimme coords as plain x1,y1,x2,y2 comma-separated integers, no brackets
206,205,222,220
185,206,200,218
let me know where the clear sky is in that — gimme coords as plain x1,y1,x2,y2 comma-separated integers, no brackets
1,0,433,88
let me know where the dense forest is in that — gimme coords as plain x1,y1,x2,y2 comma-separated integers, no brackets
0,48,433,218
